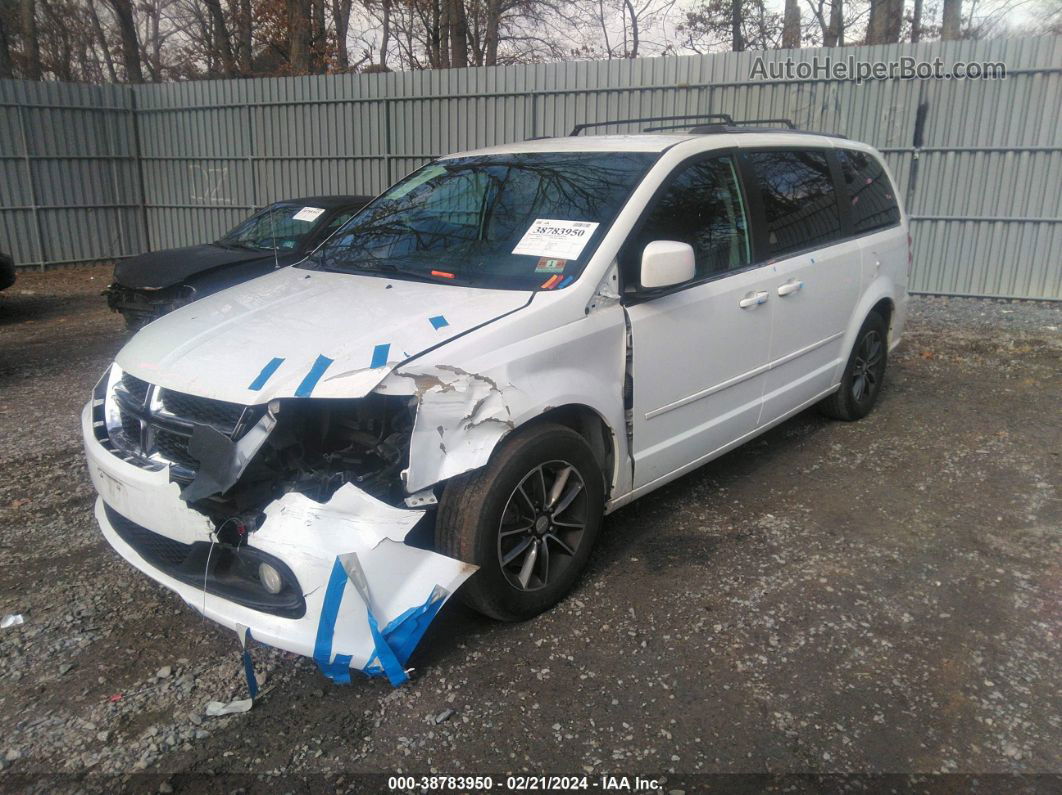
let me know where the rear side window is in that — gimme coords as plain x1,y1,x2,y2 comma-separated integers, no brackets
747,150,842,257
626,155,751,282
837,149,901,233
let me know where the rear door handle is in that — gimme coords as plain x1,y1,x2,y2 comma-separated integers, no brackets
738,290,769,309
777,280,803,297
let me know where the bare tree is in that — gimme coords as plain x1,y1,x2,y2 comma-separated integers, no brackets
782,0,800,46
200,0,237,74
20,0,42,78
0,0,15,77
449,0,467,65
681,0,781,52
866,0,902,42
237,0,252,72
827,0,843,44
86,0,118,80
331,0,352,68
941,0,960,38
105,0,143,80
287,0,310,71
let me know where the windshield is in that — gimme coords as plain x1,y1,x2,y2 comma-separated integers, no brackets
301,152,657,290
219,204,330,252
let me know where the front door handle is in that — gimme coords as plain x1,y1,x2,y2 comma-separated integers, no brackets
738,290,769,309
777,280,804,297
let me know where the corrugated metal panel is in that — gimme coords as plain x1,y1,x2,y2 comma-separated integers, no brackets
0,37,1059,297
0,78,141,268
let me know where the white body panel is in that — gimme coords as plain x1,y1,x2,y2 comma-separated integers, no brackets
83,129,909,683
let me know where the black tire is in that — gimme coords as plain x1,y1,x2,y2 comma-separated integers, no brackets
436,422,605,621
819,311,889,421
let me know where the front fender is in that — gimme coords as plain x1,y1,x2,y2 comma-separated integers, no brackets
377,305,630,497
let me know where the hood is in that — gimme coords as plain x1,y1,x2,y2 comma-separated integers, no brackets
116,267,532,404
114,244,272,289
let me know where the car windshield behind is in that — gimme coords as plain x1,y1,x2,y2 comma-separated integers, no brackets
301,152,657,289
219,204,330,252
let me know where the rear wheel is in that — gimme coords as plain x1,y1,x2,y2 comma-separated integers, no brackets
819,311,888,421
435,423,604,621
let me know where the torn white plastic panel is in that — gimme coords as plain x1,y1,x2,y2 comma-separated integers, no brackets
397,365,516,494
247,488,477,682
382,303,632,498
92,480,475,685
261,483,428,550
115,267,531,405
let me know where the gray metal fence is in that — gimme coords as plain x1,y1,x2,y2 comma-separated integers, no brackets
1,36,1060,299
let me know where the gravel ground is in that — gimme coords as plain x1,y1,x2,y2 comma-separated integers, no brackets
0,266,1059,789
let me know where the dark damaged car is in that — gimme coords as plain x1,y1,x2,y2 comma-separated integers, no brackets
105,196,370,327
0,250,15,292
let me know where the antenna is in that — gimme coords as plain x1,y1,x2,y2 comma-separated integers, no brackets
268,202,279,270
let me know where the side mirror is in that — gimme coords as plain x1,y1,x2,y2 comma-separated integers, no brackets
640,241,695,289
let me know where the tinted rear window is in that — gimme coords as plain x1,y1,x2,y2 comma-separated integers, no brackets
837,149,901,233
747,150,842,257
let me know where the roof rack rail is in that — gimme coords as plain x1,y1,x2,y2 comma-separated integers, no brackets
730,118,796,129
570,113,734,136
646,117,797,133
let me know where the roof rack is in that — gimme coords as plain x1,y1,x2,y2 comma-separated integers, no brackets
564,113,848,140
569,113,735,136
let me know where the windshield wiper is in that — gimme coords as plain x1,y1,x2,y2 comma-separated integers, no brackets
305,257,462,285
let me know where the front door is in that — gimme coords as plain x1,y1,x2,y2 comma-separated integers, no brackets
623,154,774,491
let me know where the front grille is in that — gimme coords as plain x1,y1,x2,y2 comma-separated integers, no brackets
154,428,200,469
122,373,150,403
160,389,244,429
104,504,305,618
102,369,255,478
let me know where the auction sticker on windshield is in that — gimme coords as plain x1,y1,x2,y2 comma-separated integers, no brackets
513,219,600,260
293,207,326,223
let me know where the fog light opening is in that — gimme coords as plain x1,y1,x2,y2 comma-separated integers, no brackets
258,562,283,594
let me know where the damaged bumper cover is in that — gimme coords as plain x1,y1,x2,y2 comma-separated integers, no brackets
82,403,475,685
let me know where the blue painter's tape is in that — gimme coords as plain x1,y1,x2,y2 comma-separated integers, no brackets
313,558,353,684
366,609,409,686
241,629,259,699
428,315,449,330
295,354,334,398
380,592,446,663
248,357,284,391
558,276,574,289
370,343,390,369
361,590,445,680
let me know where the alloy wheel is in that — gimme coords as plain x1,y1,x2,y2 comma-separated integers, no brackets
496,460,587,592
851,329,884,403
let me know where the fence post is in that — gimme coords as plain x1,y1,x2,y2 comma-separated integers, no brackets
384,97,393,188
129,88,151,253
16,104,47,271
246,103,258,211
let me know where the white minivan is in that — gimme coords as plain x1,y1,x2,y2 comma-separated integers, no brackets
83,117,909,684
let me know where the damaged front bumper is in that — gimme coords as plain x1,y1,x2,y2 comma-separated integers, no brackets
82,403,475,685
104,282,197,326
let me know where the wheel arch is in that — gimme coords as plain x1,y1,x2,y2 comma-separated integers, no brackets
834,277,898,385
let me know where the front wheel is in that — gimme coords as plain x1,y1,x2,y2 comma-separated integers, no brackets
435,423,604,621
819,311,888,421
